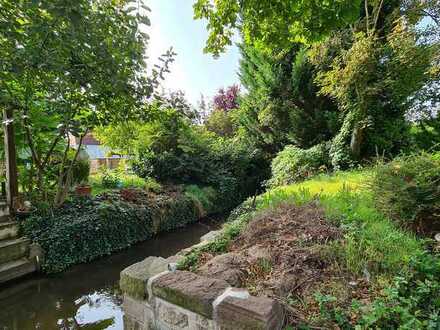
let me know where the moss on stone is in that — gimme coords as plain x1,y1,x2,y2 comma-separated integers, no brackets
151,271,229,318
120,256,168,301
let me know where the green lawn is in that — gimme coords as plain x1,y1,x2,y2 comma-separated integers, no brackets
254,170,421,277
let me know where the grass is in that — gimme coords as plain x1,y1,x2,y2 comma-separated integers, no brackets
253,170,422,278
256,170,371,210
181,169,423,281
89,172,161,196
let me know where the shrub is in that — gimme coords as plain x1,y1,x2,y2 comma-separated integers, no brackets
410,124,440,152
21,191,201,273
267,142,330,188
371,152,440,234
100,169,121,188
133,133,269,211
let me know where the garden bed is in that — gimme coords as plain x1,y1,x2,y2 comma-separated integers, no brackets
20,185,219,273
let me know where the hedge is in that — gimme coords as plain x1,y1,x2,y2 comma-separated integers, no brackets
21,190,203,273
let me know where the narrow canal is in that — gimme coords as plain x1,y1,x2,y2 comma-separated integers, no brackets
0,218,222,330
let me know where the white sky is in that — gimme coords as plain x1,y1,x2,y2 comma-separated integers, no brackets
144,1,241,105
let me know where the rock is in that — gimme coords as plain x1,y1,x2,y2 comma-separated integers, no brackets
151,270,229,318
120,256,168,301
200,230,222,243
214,294,284,330
198,253,247,287
165,254,184,265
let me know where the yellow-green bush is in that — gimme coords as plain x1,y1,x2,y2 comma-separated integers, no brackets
371,152,440,234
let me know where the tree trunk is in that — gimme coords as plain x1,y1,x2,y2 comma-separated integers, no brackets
3,108,19,210
350,123,365,159
54,131,87,207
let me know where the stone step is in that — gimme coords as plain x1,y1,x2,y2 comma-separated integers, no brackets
0,215,11,223
0,200,9,218
0,222,18,240
0,258,36,285
0,237,30,264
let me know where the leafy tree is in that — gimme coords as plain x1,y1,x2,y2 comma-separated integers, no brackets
205,85,240,137
155,89,199,123
0,0,174,204
205,109,237,137
95,101,190,158
236,43,339,155
313,1,438,167
193,0,362,55
213,85,240,112
408,81,440,151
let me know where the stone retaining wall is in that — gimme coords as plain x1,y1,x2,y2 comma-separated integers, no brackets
120,233,284,330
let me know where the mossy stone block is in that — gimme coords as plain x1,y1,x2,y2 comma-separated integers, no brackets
120,256,168,301
151,270,229,318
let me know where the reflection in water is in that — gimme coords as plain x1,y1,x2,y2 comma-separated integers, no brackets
0,218,221,330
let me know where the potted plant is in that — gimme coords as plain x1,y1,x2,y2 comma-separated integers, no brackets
75,181,92,197
73,154,92,197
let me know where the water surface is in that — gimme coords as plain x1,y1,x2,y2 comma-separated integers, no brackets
0,218,221,330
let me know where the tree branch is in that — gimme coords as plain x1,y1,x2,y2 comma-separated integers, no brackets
41,133,63,169
365,0,370,35
372,0,384,32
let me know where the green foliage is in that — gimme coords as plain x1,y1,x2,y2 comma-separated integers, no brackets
237,43,339,156
313,293,351,328
320,190,422,276
205,109,237,137
100,169,121,189
371,153,440,233
411,123,440,152
89,170,161,196
21,192,201,273
71,159,90,185
21,197,154,273
193,0,361,55
130,109,269,211
357,253,440,329
313,16,436,168
184,185,218,216
267,143,330,188
0,0,175,205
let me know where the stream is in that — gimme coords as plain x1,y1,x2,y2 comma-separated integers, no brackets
0,217,222,330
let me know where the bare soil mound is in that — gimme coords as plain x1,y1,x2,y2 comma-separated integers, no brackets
196,202,370,326
230,203,342,297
